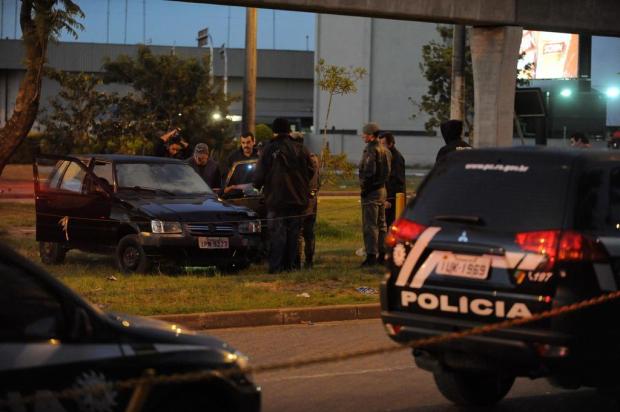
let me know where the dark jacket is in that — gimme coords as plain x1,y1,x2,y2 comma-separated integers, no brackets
387,146,406,198
359,139,390,197
154,139,191,160
226,148,258,173
435,140,472,163
188,157,222,190
253,134,314,214
305,153,321,215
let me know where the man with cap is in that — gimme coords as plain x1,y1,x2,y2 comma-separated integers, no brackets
253,118,314,273
359,122,390,267
187,143,222,191
436,119,472,163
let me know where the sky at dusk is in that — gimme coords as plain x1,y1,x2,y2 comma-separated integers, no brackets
0,0,316,50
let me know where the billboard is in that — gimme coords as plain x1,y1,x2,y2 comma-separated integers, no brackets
518,31,579,80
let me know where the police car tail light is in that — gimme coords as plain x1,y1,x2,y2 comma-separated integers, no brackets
516,230,606,268
386,218,427,247
557,231,607,262
515,230,560,270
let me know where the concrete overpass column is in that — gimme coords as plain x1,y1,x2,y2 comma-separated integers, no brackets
471,26,522,147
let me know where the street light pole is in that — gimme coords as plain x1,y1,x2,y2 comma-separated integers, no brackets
220,44,228,98
207,34,214,88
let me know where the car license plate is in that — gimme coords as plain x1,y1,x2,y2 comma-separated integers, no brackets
436,254,490,280
198,237,229,249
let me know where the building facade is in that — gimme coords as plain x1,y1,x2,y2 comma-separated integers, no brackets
0,39,314,131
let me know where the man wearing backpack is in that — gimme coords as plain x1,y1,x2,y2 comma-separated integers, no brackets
253,118,314,273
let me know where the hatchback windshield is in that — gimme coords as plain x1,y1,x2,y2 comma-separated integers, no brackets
116,162,213,195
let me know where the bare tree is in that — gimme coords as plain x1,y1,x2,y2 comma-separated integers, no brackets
0,0,83,174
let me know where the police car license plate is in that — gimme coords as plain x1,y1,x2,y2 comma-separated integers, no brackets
436,255,490,279
198,237,229,249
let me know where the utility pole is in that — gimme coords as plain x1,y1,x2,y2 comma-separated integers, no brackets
272,10,276,49
450,25,466,121
220,44,228,98
124,0,128,44
143,0,146,44
243,7,257,134
13,0,17,38
106,0,110,43
227,6,231,47
1,0,4,39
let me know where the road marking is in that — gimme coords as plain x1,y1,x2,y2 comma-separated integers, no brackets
258,365,415,383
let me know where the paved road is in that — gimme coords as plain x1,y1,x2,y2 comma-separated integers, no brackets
211,319,617,412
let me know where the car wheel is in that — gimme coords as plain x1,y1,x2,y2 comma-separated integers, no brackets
116,235,151,273
39,242,66,265
433,369,515,406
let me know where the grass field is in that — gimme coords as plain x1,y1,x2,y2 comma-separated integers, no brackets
0,198,389,316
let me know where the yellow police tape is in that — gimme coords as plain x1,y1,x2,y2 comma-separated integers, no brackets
2,289,620,410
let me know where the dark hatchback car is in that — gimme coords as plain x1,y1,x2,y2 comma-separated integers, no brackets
34,155,262,273
381,147,620,406
0,242,260,411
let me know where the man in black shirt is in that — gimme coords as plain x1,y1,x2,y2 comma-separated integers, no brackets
253,118,313,273
226,131,258,174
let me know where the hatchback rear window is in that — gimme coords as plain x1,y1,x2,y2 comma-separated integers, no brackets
404,153,573,232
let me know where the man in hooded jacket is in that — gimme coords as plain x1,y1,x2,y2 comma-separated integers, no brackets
436,119,472,163
253,118,314,273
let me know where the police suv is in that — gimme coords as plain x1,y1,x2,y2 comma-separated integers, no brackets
0,243,260,412
381,147,620,406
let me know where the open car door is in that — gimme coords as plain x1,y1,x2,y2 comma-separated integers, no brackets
34,155,113,246
221,159,265,217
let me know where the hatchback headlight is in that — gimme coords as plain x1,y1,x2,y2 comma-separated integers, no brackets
151,220,183,234
238,220,261,233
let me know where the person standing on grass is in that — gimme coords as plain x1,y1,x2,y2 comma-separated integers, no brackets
253,118,314,274
296,149,321,269
379,132,406,229
359,122,390,267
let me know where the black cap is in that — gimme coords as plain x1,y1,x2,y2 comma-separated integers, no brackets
272,117,290,134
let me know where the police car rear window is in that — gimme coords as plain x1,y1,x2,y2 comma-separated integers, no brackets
405,155,572,232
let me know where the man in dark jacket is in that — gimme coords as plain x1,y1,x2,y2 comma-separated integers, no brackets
253,118,314,273
225,131,258,174
359,122,390,267
436,119,472,163
187,143,222,191
296,151,320,269
379,132,406,229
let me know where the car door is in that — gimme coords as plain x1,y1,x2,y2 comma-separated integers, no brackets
35,156,113,247
0,254,127,412
222,160,265,217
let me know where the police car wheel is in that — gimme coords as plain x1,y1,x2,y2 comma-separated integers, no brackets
39,241,66,264
116,235,151,273
433,369,515,406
